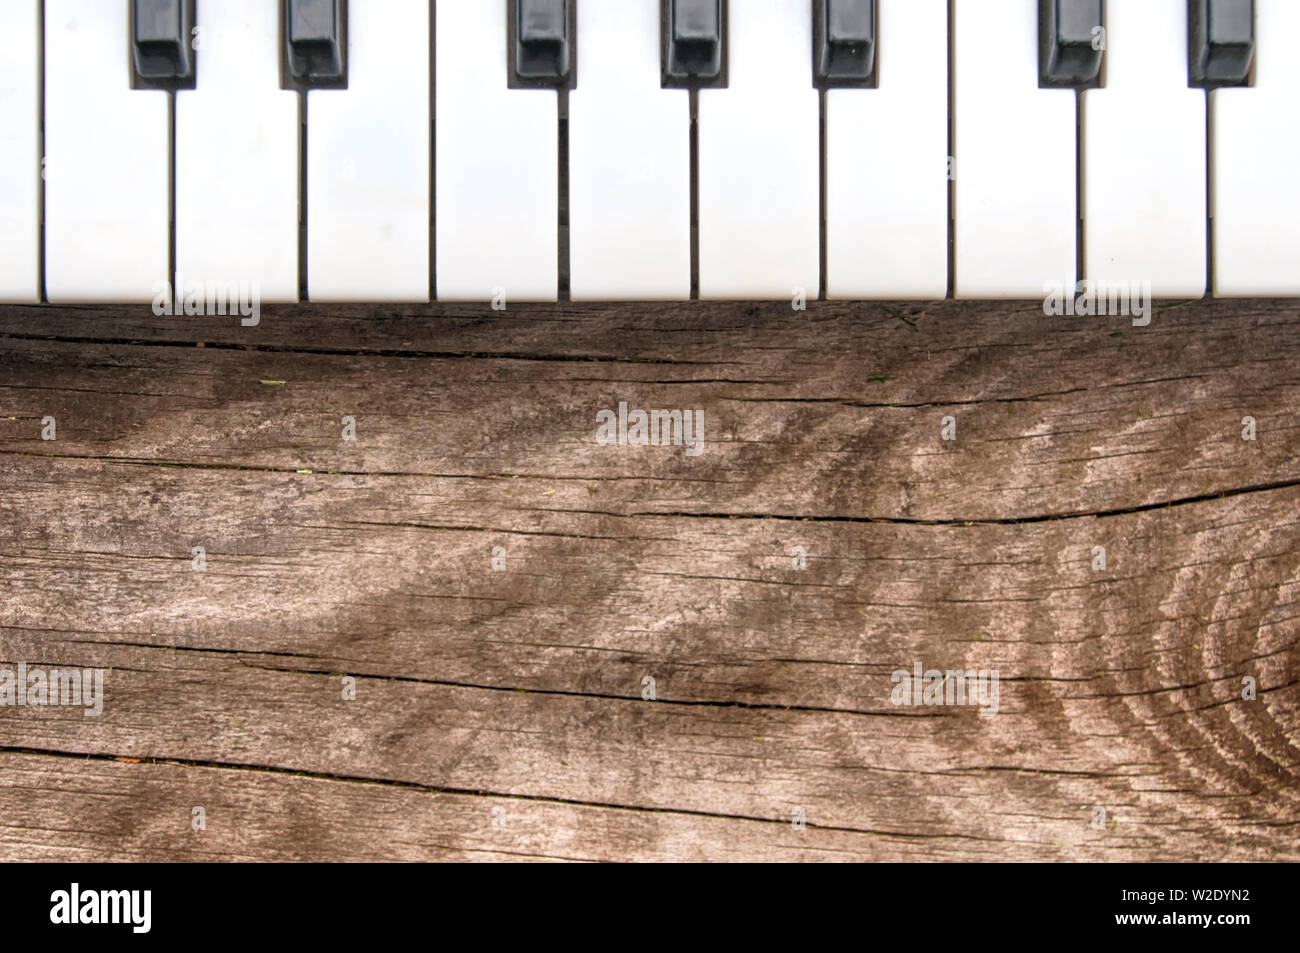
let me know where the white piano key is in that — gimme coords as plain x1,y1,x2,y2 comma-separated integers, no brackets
436,0,556,302
954,0,1077,298
307,0,430,302
1083,0,1206,297
44,0,170,303
826,0,948,299
1213,0,1299,296
0,0,39,303
176,0,299,302
568,0,689,301
698,0,820,300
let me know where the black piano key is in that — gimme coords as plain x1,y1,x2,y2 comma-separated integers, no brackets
282,0,348,91
1039,0,1103,89
509,0,576,89
814,0,877,88
662,0,727,88
130,0,196,90
1189,0,1254,88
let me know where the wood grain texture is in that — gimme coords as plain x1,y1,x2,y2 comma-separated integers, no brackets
0,299,1296,861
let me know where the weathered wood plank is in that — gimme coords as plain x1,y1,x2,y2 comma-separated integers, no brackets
0,751,983,862
0,458,1296,859
0,300,1296,861
0,644,1294,862
2,303,1299,522
1,457,1297,712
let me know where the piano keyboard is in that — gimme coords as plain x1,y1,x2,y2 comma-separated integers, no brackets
0,0,1291,305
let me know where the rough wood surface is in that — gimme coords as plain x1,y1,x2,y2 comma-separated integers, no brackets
0,299,1296,861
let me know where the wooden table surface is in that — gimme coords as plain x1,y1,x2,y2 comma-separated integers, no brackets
0,298,1296,861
